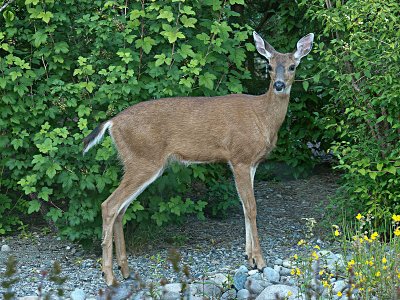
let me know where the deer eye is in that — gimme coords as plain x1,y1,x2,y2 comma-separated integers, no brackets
289,65,296,71
267,64,273,71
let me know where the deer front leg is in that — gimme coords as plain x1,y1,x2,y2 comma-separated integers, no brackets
100,178,141,286
231,163,266,270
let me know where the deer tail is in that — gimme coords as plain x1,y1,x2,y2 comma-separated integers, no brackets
82,120,113,154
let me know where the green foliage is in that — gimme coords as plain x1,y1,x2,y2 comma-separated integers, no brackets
301,0,400,227
0,0,249,239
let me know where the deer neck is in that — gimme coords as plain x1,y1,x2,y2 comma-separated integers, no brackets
261,82,291,128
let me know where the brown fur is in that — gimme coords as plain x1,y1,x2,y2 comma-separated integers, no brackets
83,31,313,285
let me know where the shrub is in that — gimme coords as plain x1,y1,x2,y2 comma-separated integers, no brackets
300,0,400,228
0,0,249,239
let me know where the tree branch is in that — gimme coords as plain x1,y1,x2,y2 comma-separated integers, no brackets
0,0,15,14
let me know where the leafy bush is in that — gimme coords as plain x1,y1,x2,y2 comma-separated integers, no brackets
0,0,249,239
301,0,400,227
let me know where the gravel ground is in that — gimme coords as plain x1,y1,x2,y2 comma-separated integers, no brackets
0,171,337,298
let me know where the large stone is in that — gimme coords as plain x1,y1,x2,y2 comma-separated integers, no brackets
245,277,265,296
70,288,86,300
332,280,347,294
237,288,251,300
255,285,299,300
233,266,249,290
263,267,280,283
221,289,237,300
18,297,39,300
161,283,184,300
192,281,222,298
210,273,228,287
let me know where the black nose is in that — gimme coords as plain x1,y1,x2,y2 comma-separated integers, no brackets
273,81,285,91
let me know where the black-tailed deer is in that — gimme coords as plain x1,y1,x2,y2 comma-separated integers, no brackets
83,31,314,285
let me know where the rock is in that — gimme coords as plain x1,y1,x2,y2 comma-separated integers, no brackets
18,297,39,300
237,288,251,300
210,273,228,287
274,266,291,276
221,289,237,300
256,285,299,300
233,266,249,290
282,260,292,268
274,258,283,266
263,267,280,283
192,281,221,298
1,244,11,252
332,280,347,294
70,288,86,300
318,251,345,272
248,269,258,276
245,277,265,295
162,283,182,300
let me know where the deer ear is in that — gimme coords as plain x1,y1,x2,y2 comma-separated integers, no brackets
293,33,314,62
253,31,276,60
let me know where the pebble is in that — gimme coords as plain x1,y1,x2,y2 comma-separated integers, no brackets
70,288,86,300
1,244,11,252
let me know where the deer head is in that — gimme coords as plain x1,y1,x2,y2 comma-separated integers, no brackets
253,31,314,95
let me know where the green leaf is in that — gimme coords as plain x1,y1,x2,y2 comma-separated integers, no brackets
28,200,41,214
385,166,397,175
199,72,217,90
180,15,197,28
46,163,62,179
38,187,53,201
161,24,185,43
47,208,62,223
54,41,69,54
32,30,47,47
157,9,174,22
38,11,53,23
302,81,309,91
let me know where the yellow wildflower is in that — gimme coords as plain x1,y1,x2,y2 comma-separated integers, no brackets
365,260,374,266
319,270,325,276
293,254,298,260
392,214,400,222
291,269,296,275
356,213,363,220
314,245,320,250
370,232,379,240
348,259,355,267
394,227,400,236
287,291,293,297
383,266,388,270
375,271,381,277
334,229,340,237
322,280,330,288
382,257,387,264
337,291,343,297
312,251,319,260
297,239,306,246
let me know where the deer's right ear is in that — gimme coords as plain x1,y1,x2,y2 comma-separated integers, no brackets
253,31,276,60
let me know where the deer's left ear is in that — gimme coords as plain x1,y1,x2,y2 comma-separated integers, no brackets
293,33,314,63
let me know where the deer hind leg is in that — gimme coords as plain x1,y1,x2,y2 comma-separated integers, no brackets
231,163,266,270
113,208,129,279
101,163,164,286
